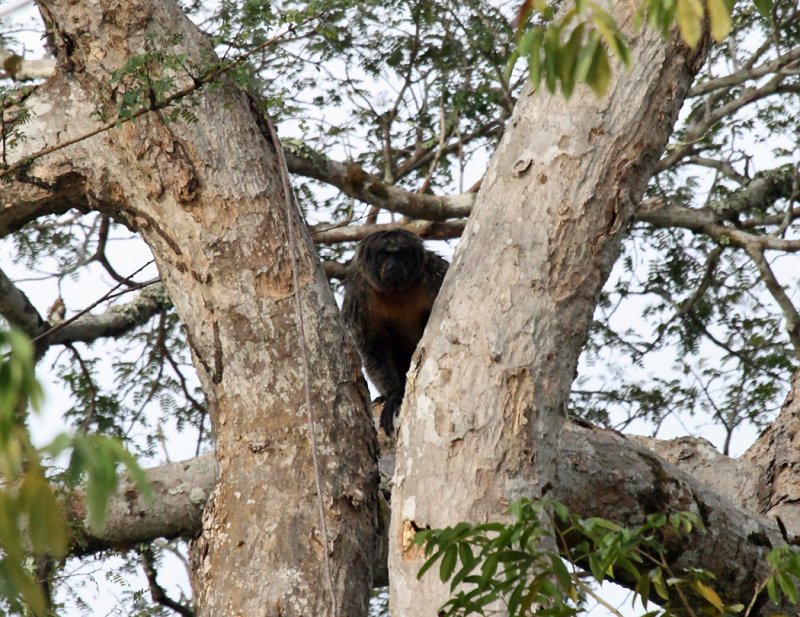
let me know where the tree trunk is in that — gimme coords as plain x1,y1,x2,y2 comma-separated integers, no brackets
388,3,709,613
21,0,379,614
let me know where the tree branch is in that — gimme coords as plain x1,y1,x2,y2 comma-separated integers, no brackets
0,265,47,338
743,245,800,355
69,422,794,613
46,284,172,346
284,147,473,221
67,454,215,557
637,186,800,255
139,544,195,617
657,77,800,172
309,219,466,245
687,46,800,97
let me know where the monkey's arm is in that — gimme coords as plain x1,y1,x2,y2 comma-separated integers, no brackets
361,337,406,436
423,251,449,295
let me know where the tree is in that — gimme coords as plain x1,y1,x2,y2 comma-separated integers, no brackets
0,0,798,615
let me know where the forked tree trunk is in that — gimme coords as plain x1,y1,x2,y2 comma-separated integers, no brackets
388,3,709,613
21,1,379,615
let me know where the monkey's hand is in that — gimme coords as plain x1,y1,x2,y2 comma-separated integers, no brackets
380,391,404,436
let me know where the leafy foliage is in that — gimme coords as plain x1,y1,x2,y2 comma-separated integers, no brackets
571,0,800,446
415,499,800,617
0,329,62,615
509,1,631,98
0,330,152,614
108,33,201,125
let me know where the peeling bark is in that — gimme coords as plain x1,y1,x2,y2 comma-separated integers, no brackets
16,0,380,614
388,2,710,613
638,370,800,540
74,412,798,612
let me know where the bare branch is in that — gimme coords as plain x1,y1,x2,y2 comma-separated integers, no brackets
309,219,466,244
638,199,800,252
685,155,748,184
285,148,474,221
743,246,800,355
321,260,348,281
688,46,800,97
139,544,194,617
47,283,171,346
658,78,800,172
0,265,47,338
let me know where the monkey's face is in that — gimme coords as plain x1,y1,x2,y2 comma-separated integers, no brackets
358,230,426,292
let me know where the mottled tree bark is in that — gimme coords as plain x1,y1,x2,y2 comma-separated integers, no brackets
17,0,379,615
388,2,710,613
70,417,796,613
637,370,800,537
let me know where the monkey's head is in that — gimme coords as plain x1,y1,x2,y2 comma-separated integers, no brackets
355,230,426,292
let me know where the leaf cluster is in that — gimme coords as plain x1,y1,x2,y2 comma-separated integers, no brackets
509,0,631,98
108,34,201,124
0,330,152,615
415,499,800,617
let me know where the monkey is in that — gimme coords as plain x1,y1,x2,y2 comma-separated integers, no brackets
342,229,449,435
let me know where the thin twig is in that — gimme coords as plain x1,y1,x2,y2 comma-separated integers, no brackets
744,245,800,356
30,261,157,345
139,544,194,617
0,14,319,180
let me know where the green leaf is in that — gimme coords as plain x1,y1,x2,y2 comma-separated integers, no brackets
646,512,667,528
549,553,573,590
41,432,73,458
575,31,601,83
481,552,500,582
2,560,46,617
584,517,622,532
585,42,611,97
559,23,585,98
651,568,669,600
551,500,569,521
767,576,779,604
676,0,704,47
440,544,458,582
20,473,69,559
635,572,651,608
113,448,152,501
542,27,560,93
588,554,605,581
507,582,525,615
0,492,24,560
753,0,772,18
457,541,475,570
613,31,632,68
776,571,798,604
504,49,521,82
417,548,444,580
591,9,627,62
707,0,732,41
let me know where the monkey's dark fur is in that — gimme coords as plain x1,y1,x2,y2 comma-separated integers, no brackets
342,230,449,435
